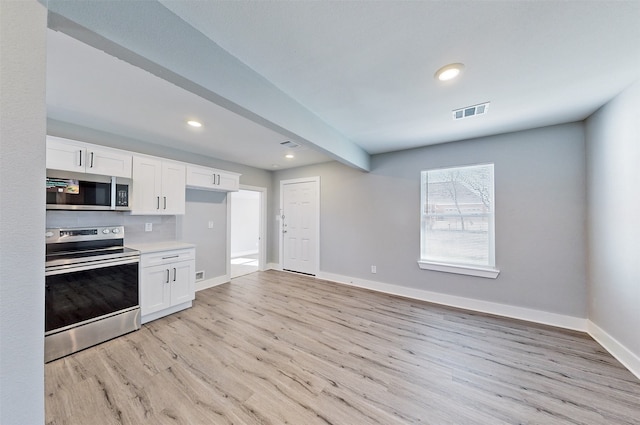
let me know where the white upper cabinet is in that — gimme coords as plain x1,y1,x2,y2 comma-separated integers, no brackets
186,164,240,192
131,155,185,215
46,135,132,178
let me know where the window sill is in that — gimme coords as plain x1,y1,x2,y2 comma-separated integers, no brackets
417,260,500,279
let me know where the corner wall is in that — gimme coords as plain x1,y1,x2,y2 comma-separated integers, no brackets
585,80,640,375
0,1,47,423
272,123,588,323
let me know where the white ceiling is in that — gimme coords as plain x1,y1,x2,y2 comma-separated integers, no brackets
46,1,640,171
46,30,331,170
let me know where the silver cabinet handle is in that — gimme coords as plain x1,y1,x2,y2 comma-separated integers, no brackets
164,196,167,210
78,150,82,167
166,269,170,283
173,268,177,282
156,196,160,210
90,152,94,168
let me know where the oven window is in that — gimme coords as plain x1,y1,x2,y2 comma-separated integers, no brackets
45,262,138,332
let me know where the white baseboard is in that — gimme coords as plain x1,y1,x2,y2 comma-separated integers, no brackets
316,271,588,332
267,262,282,271
196,275,229,292
141,301,192,325
587,320,640,380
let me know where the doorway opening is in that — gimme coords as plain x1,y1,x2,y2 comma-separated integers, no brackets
230,187,266,279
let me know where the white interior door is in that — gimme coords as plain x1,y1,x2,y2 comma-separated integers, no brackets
281,178,319,275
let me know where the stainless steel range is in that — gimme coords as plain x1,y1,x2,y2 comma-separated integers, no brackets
45,226,140,362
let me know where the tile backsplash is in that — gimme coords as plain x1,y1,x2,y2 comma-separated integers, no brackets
46,211,176,244
124,214,176,244
46,210,125,228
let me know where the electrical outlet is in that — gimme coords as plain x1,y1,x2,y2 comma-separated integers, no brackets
371,265,377,273
145,223,152,232
208,221,214,229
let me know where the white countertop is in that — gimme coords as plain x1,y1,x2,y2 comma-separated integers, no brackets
126,241,195,254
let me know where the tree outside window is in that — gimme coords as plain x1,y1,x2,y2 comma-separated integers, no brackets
420,163,495,268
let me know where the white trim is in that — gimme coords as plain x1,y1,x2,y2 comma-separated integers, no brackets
267,262,282,271
226,192,233,284
195,275,229,292
587,320,640,380
141,301,192,324
315,271,587,332
418,260,500,279
279,177,320,275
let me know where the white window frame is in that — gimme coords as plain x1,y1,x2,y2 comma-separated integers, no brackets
418,163,500,279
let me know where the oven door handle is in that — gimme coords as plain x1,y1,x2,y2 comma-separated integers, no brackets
45,257,139,276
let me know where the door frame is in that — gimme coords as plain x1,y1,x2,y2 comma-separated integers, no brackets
227,184,268,280
279,176,320,275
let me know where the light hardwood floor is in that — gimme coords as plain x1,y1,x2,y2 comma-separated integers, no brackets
45,271,640,424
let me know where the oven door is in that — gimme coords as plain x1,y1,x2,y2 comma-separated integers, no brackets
45,257,139,334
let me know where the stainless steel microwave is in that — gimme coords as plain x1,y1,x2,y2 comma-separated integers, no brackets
46,174,130,211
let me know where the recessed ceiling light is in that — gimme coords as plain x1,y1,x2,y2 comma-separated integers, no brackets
435,63,465,81
285,154,294,159
187,120,202,128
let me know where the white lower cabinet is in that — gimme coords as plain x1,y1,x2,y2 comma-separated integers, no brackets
140,247,195,324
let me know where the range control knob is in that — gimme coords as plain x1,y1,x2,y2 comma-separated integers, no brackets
112,228,120,234
45,231,54,238
102,229,110,234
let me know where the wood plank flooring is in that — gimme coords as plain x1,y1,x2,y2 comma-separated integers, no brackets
45,271,640,424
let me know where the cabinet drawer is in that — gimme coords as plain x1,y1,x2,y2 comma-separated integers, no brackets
141,248,195,268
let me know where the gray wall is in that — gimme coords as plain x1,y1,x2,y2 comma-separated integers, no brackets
177,189,228,280
0,1,47,423
585,80,640,357
273,123,587,317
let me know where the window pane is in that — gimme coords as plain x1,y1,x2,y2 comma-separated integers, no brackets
421,164,494,267
423,216,489,265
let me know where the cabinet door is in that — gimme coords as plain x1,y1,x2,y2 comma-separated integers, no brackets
131,156,162,214
185,164,214,189
186,165,240,192
217,171,240,191
170,260,195,306
86,145,132,178
161,161,186,215
140,264,172,315
46,136,85,173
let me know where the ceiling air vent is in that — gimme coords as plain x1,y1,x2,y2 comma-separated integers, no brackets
452,102,490,120
280,140,300,149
